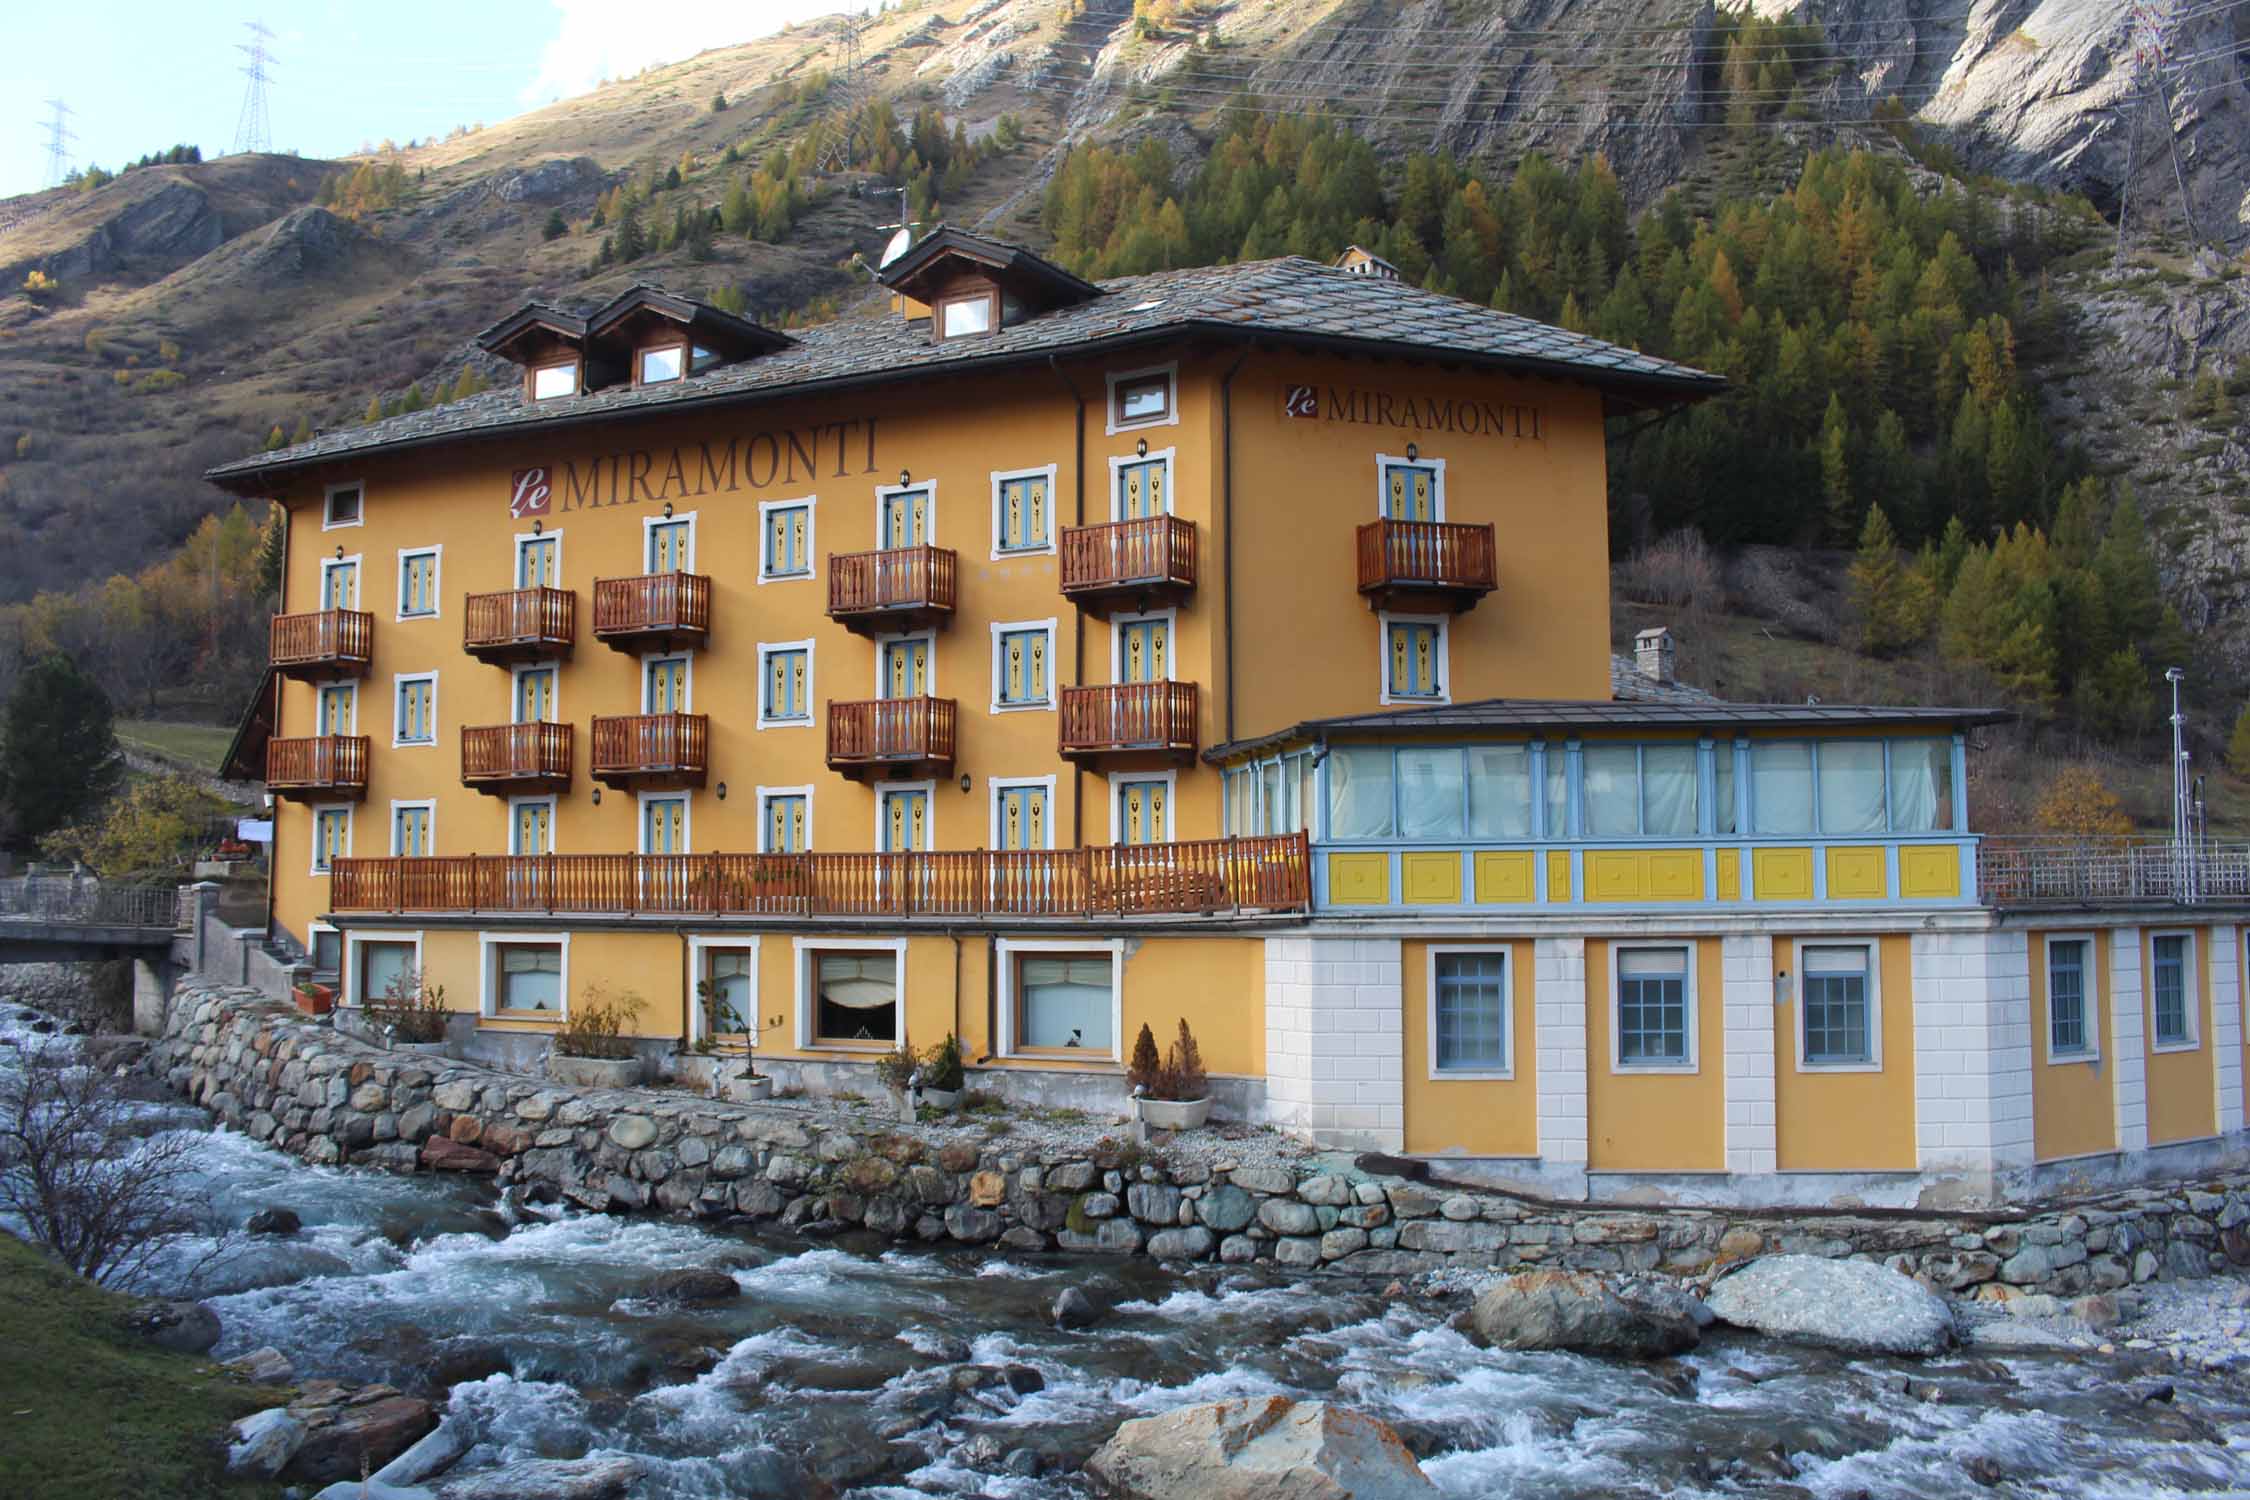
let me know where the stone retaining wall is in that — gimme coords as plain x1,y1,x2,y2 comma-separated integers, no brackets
152,981,2250,1298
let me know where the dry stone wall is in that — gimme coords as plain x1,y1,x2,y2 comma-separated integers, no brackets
152,981,2250,1297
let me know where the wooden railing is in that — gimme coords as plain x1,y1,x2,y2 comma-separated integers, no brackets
329,833,1312,918
464,587,575,650
827,546,956,617
1059,682,1198,756
1059,515,1197,593
1355,519,1497,593
827,697,957,765
590,713,708,777
266,735,368,790
269,609,373,672
461,723,573,783
592,572,710,637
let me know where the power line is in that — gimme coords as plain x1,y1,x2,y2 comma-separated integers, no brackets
37,98,74,189
233,19,276,156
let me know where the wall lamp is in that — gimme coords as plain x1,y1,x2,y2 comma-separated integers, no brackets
1135,437,1148,457
716,782,728,801
335,544,345,560
663,500,674,519
531,518,543,535
590,786,602,806
898,468,912,487
958,773,972,793
1406,442,1419,462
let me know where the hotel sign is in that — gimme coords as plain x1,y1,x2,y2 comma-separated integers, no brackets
1283,384,1542,440
507,417,882,516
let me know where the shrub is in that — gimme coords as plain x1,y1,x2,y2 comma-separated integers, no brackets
874,1043,919,1094
924,1034,965,1092
553,985,643,1059
2031,766,2133,840
1617,528,1722,609
1159,1017,1208,1101
366,967,449,1044
1126,1022,1162,1094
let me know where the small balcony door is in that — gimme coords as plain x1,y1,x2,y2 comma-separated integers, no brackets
765,794,807,854
1382,462,1439,520
1118,616,1170,683
881,487,929,549
321,559,358,610
316,684,355,736
880,637,929,699
1118,778,1168,845
647,519,692,573
643,795,687,854
515,666,556,723
880,787,929,852
1117,458,1168,519
511,799,552,855
645,655,689,713
998,784,1049,850
517,535,559,589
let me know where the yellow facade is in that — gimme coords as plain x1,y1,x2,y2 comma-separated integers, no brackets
1584,938,1725,1172
1401,938,1538,1156
2142,926,2218,1146
1771,934,1916,1171
2029,928,2115,1163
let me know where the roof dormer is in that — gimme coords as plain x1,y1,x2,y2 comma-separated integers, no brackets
475,304,591,402
474,285,790,403
876,226,1101,344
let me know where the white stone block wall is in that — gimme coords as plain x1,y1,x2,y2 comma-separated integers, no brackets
2110,926,2148,1155
1721,934,1776,1175
1261,936,1403,1149
2213,924,2243,1135
1262,937,1314,1133
1533,938,1588,1165
1911,929,2035,1173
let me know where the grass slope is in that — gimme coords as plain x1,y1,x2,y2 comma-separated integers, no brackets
116,720,236,776
0,1233,272,1499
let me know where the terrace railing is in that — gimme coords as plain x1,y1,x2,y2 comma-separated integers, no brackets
1977,835,2250,907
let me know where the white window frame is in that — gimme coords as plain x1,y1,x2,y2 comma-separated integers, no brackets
1609,940,1699,1075
1109,607,1177,682
755,785,814,854
687,933,762,1046
755,639,815,728
1374,452,1448,520
996,936,1124,1061
1106,447,1176,521
318,553,363,611
756,496,816,584
395,544,442,620
989,463,1060,559
322,480,365,531
988,774,1058,851
309,803,353,876
989,617,1059,713
1105,361,1179,436
478,931,571,1020
874,629,939,698
391,671,438,749
2149,928,2201,1052
510,660,561,723
343,929,424,1010
642,509,697,572
508,794,558,855
639,650,694,714
514,528,564,588
873,478,937,549
1791,938,1884,1073
793,934,907,1052
388,798,436,857
876,780,937,853
1427,943,1514,1081
1378,610,1451,706
313,680,359,736
2042,930,2100,1064
636,790,692,855
1107,769,1177,845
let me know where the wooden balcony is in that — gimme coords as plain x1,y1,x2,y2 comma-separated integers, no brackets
590,712,708,790
1355,519,1498,613
329,833,1312,919
461,722,573,796
1059,682,1198,764
592,572,710,654
826,696,956,781
1059,515,1197,615
463,587,575,665
269,610,372,682
265,735,368,802
827,546,956,634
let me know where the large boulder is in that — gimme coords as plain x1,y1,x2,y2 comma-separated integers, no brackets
643,1268,740,1304
1705,1254,1954,1357
1085,1398,1437,1500
193,1242,355,1297
1469,1271,1700,1358
284,1393,439,1484
438,1455,646,1499
135,1298,222,1354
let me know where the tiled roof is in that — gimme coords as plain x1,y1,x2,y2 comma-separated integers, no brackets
206,255,1722,488
1610,654,1721,704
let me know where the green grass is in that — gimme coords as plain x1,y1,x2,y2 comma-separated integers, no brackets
116,720,234,775
0,1233,274,1498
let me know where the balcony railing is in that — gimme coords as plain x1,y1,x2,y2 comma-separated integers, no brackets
269,609,373,681
827,696,957,778
1355,519,1497,612
1979,835,2250,907
1059,515,1196,613
592,572,710,653
590,712,708,789
461,722,573,795
328,833,1311,919
827,546,956,632
1060,682,1198,761
463,587,575,664
265,735,369,800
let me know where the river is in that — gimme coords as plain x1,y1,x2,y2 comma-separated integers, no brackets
7,1010,2250,1497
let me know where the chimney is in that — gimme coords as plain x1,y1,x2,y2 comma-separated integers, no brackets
1635,626,1675,686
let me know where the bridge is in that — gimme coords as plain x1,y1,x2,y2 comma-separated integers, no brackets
0,878,183,962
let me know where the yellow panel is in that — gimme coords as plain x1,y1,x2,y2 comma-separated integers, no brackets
1715,847,1740,901
1585,849,1704,904
1753,847,1814,900
1899,844,1960,900
1826,846,1887,901
1647,850,1704,900
1546,850,1571,903
1584,851,1643,901
1402,851,1462,904
1474,850,1536,903
1328,852,1391,905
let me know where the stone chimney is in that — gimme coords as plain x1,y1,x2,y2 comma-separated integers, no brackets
1634,626,1676,686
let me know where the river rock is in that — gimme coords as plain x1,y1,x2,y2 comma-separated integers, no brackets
1147,1226,1216,1260
225,1346,297,1384
1054,1284,1107,1329
1085,1397,1438,1499
420,1136,501,1173
136,1298,222,1354
1197,1184,1255,1232
195,1244,355,1297
1705,1255,1954,1357
439,1455,646,1499
372,1418,470,1486
245,1206,303,1236
228,1406,307,1476
645,1268,741,1303
285,1393,439,1483
1470,1271,1700,1358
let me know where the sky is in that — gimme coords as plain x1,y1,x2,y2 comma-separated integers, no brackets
2,0,862,199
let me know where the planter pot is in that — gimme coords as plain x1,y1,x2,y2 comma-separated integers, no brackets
1135,1095,1212,1131
921,1086,962,1112
548,1053,644,1089
292,986,334,1018
723,1073,774,1104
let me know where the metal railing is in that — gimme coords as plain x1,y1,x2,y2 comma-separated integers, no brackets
0,877,183,930
1977,835,2250,907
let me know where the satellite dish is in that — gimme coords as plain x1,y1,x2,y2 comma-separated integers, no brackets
877,227,913,268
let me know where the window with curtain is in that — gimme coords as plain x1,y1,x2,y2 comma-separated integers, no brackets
1433,951,1506,1071
1817,741,1887,834
2047,939,2090,1057
1616,947,1689,1066
1641,744,1698,837
813,950,898,1045
1295,753,1318,837
1259,760,1285,835
1223,768,1253,836
2152,935,2191,1045
1581,745,1638,839
1890,738,1952,832
357,941,413,1007
1752,742,1816,834
1396,747,1465,840
1016,953,1115,1051
1545,750,1569,839
1328,747,1396,840
497,944,562,1013
1714,745,1737,835
1802,945,1872,1064
1467,745,1532,839
703,948,754,1035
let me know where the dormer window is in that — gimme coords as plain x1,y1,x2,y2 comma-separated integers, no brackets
937,290,998,341
877,226,1101,346
532,361,578,401
639,345,684,385
691,345,720,373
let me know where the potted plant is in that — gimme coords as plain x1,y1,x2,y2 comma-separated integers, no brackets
920,1034,966,1112
367,968,450,1055
875,1041,919,1105
1129,1018,1212,1130
292,979,334,1018
684,978,773,1102
547,986,647,1088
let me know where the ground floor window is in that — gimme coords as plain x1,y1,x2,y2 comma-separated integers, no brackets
702,946,755,1036
1432,949,1507,1073
2152,933,2193,1046
2047,937,2092,1059
1615,946,1690,1067
811,949,898,1046
1802,944,1873,1064
494,942,563,1015
356,939,415,1007
310,926,341,976
1014,951,1114,1052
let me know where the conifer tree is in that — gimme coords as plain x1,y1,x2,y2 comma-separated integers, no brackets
1846,505,1931,657
615,201,647,261
542,208,568,240
1818,394,1853,545
290,415,313,445
363,394,384,424
0,654,119,850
